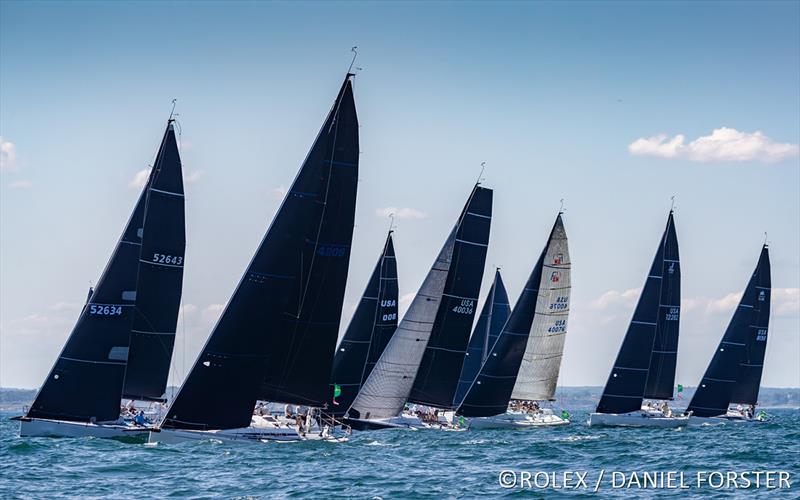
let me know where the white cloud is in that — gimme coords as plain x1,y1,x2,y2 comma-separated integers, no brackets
0,137,18,172
129,167,200,188
589,288,641,310
773,288,800,316
398,292,416,317
185,169,201,184
628,127,799,163
201,303,225,325
9,180,32,189
129,167,151,188
272,185,288,200
375,207,428,220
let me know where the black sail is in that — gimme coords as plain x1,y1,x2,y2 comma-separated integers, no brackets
452,270,510,407
163,75,358,430
457,215,562,417
596,211,680,414
328,232,399,416
123,121,186,401
730,246,771,405
26,127,168,423
687,246,771,417
407,186,492,409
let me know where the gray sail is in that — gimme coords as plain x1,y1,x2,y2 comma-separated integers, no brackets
511,214,571,401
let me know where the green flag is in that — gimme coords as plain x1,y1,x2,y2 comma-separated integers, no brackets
561,410,570,420
677,384,683,392
333,384,342,398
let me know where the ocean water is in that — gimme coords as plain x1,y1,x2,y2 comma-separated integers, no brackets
2,409,798,498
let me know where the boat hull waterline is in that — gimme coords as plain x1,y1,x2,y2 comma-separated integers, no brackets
17,417,152,441
467,410,570,429
587,412,689,428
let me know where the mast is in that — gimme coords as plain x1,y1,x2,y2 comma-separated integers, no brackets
328,231,399,417
452,270,511,408
346,184,493,420
457,213,568,417
27,120,178,423
122,119,186,402
162,74,359,430
687,245,770,417
596,210,680,414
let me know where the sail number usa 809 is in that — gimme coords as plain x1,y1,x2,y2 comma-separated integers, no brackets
452,299,475,315
152,253,183,265
88,305,123,316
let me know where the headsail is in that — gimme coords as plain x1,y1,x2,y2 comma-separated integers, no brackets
347,185,492,420
596,211,680,414
328,231,399,416
511,213,571,401
458,213,568,417
163,75,359,430
123,121,186,401
27,120,182,422
687,245,771,417
452,270,510,407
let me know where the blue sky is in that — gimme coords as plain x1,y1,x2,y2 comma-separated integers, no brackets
1,1,798,390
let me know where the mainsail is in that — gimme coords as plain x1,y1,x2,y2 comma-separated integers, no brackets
687,245,771,417
458,213,569,417
163,75,359,430
596,211,680,414
452,270,510,407
123,121,186,401
347,185,492,420
328,231,399,416
511,213,571,402
27,120,185,422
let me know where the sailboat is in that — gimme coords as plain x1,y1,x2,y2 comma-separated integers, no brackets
685,245,771,425
328,231,399,417
344,184,493,430
15,119,186,439
452,269,511,409
588,209,687,427
149,73,359,444
457,213,572,429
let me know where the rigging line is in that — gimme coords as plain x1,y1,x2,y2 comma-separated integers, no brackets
347,46,358,74
670,195,676,213
476,161,486,185
169,98,177,120
559,198,565,214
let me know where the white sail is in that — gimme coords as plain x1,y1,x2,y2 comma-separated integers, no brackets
511,216,571,401
347,229,456,420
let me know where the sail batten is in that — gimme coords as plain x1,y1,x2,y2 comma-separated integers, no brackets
596,211,680,414
163,75,359,430
347,186,492,420
687,246,771,416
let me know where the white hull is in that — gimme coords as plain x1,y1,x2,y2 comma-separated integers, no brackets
18,417,152,440
346,413,426,431
588,412,689,428
468,410,570,429
148,415,345,444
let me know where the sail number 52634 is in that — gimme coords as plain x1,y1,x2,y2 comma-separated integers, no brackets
89,305,123,315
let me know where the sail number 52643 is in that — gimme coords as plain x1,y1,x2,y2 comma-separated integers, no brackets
152,253,183,265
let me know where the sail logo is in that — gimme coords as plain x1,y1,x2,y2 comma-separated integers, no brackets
550,271,560,283
756,329,767,341
316,245,347,257
668,262,676,274
553,253,564,265
758,291,766,302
